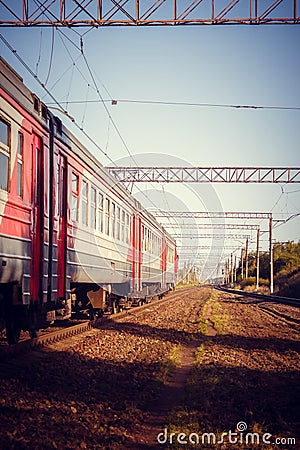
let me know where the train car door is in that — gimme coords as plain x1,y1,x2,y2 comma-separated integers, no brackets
56,154,67,299
137,216,142,292
31,134,44,302
161,236,167,290
131,214,136,292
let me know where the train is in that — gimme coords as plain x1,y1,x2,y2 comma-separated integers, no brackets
0,57,178,344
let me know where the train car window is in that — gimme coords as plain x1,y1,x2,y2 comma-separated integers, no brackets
104,198,110,235
41,104,48,121
142,225,145,251
56,164,66,216
168,246,174,263
71,173,79,222
72,172,78,192
33,95,40,113
153,234,157,255
157,236,161,256
125,213,130,244
54,117,62,135
148,229,151,253
116,206,120,240
121,210,125,242
82,180,88,226
143,227,147,251
111,202,116,238
55,164,60,216
17,132,23,197
98,192,103,233
143,226,147,252
61,167,66,215
35,144,42,205
0,118,10,191
91,187,96,229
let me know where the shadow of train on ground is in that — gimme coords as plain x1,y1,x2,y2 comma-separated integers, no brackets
0,318,299,449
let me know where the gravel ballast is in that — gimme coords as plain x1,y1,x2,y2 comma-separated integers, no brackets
0,286,299,449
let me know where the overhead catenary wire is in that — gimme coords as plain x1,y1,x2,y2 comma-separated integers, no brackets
28,8,299,241
72,37,180,231
4,28,298,254
79,38,139,166
0,33,116,166
44,26,55,86
46,98,300,112
0,31,176,232
35,27,43,76
77,36,175,222
273,212,300,230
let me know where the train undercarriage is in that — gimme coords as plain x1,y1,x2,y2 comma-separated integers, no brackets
0,280,174,345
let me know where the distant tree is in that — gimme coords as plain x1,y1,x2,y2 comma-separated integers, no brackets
273,241,300,274
236,241,300,297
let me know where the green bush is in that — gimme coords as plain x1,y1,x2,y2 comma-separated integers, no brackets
258,278,269,286
240,277,269,289
240,277,256,288
276,267,300,298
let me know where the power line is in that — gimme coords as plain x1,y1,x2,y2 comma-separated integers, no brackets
79,40,139,166
0,33,116,165
46,98,300,112
273,213,300,229
44,26,55,85
1,31,177,234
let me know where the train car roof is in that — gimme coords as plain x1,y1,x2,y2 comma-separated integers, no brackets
0,57,175,246
60,122,176,244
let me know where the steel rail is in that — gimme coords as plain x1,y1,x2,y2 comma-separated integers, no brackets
0,321,92,361
0,289,176,360
215,285,300,308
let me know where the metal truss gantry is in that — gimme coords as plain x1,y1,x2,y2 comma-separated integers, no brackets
179,245,243,249
160,210,274,291
1,1,299,26
154,211,272,219
171,233,251,239
164,223,260,230
109,167,300,183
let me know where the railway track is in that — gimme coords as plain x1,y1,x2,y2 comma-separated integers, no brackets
0,320,93,362
0,285,298,449
2,286,297,363
0,289,184,363
214,285,300,330
214,285,300,308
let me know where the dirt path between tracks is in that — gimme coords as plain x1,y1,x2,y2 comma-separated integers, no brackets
133,296,218,449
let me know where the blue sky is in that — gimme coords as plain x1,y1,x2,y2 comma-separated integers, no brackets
1,20,299,276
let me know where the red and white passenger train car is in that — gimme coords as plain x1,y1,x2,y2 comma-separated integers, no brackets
0,57,177,344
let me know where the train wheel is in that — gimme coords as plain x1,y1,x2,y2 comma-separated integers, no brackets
112,301,118,314
6,319,21,345
29,329,39,339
